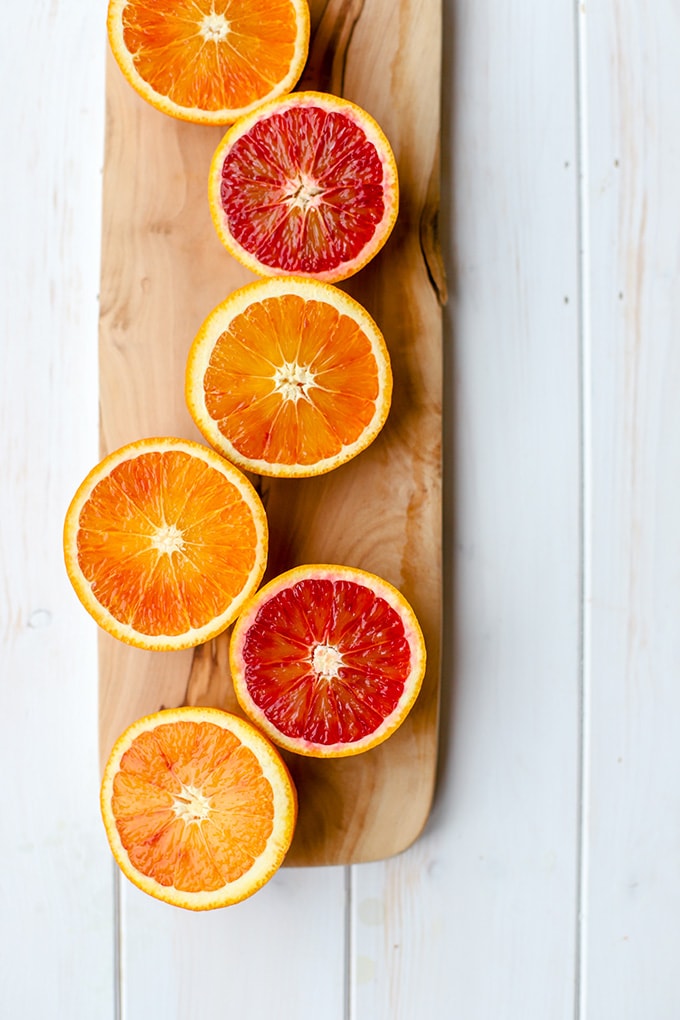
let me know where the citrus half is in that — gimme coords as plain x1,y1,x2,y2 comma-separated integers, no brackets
63,437,268,651
107,0,310,125
208,91,399,282
185,277,393,477
100,706,297,910
230,565,426,757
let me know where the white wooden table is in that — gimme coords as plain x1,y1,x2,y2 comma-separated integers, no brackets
2,1,679,1016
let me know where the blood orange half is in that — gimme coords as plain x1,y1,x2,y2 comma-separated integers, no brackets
185,276,393,477
100,706,297,910
208,91,399,282
230,565,426,757
107,0,310,125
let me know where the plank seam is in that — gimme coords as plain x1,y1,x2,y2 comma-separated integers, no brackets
114,864,123,1020
574,0,593,1017
345,866,353,1020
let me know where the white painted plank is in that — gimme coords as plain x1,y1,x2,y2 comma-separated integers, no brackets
352,0,582,1015
583,1,680,1015
0,2,114,1017
120,866,347,1019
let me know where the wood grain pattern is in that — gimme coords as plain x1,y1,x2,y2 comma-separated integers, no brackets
98,0,443,865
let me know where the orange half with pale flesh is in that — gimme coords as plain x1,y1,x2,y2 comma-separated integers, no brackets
185,276,393,477
63,437,268,651
101,707,297,910
107,0,310,125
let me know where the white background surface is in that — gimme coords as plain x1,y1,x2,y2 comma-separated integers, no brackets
2,1,680,1017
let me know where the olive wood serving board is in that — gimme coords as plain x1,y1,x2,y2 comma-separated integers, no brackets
98,0,444,866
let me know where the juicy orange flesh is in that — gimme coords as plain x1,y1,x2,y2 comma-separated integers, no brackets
111,721,275,892
203,294,381,465
220,106,386,273
121,0,299,112
240,579,411,744
76,450,258,636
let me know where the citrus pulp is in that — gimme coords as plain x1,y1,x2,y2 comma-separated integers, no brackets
107,0,310,125
63,437,268,651
230,564,426,757
208,91,399,282
100,706,297,909
185,276,393,477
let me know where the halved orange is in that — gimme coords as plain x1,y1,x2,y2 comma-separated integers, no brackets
185,277,393,477
107,0,310,125
230,565,426,757
63,437,268,651
101,706,297,910
208,91,399,282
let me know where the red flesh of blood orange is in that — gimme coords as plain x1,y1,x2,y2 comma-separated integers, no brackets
230,565,426,757
209,92,399,283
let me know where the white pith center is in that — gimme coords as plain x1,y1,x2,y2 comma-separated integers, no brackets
285,174,325,212
152,523,184,555
173,783,212,824
200,13,230,42
273,361,316,402
312,643,343,680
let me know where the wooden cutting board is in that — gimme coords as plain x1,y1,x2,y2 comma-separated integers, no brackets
98,0,444,866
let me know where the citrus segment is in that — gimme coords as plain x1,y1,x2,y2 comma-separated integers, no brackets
107,0,310,125
101,707,297,910
230,565,426,757
186,277,393,477
209,91,399,282
63,437,268,650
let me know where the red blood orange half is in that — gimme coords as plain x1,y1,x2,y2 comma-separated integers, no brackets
208,91,399,283
229,565,426,758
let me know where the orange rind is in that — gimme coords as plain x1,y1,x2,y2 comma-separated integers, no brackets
107,0,310,125
209,91,399,282
186,276,393,477
63,437,268,651
100,707,297,910
230,564,426,757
